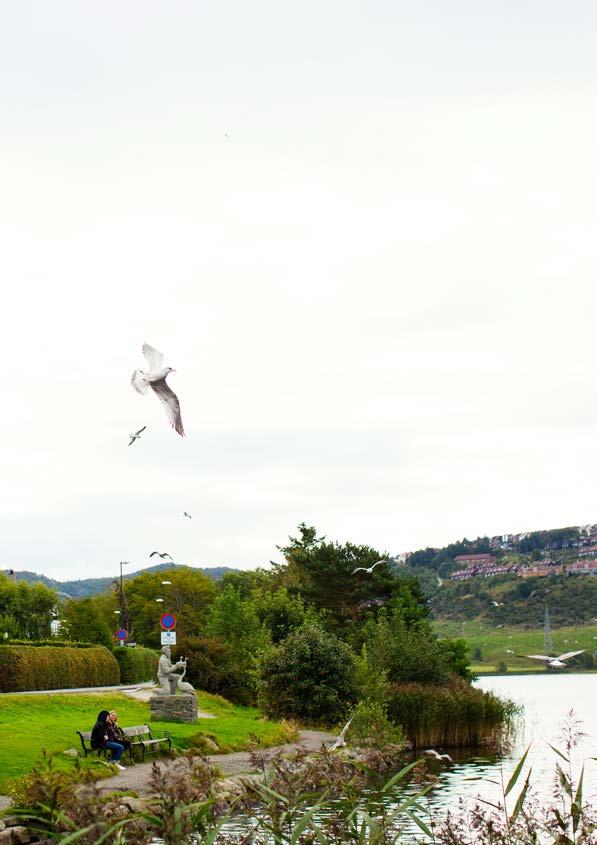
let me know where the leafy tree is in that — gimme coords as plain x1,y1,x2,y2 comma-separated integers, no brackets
259,625,358,723
274,523,424,631
220,568,273,599
61,597,113,647
125,567,216,647
205,586,271,701
0,574,56,639
253,588,319,644
362,609,456,685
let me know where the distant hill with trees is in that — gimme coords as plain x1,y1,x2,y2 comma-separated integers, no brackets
0,563,236,597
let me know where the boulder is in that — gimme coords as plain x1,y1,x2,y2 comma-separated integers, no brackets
0,825,30,844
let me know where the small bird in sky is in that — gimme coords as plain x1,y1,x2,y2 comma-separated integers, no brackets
150,551,173,560
128,425,147,446
424,749,453,763
352,559,385,575
183,512,192,519
131,344,185,436
330,717,353,750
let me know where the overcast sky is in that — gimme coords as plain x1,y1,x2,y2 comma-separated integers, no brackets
1,2,596,582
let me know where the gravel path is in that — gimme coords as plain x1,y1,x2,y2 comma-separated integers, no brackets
95,730,336,796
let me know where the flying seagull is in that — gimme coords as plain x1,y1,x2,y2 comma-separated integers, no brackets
424,749,453,763
183,511,192,519
131,344,185,436
330,717,353,751
352,559,386,575
520,650,584,669
150,551,173,560
128,425,147,446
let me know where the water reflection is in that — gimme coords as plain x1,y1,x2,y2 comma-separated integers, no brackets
219,673,596,840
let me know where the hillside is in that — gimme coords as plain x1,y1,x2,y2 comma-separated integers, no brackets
1,563,237,597
426,572,597,628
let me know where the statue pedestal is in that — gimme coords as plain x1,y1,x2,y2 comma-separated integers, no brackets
150,694,197,723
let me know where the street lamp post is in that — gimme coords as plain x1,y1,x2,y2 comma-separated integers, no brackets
119,561,133,635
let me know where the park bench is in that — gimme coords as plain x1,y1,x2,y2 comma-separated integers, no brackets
76,724,172,764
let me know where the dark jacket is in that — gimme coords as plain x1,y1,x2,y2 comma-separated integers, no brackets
90,710,110,749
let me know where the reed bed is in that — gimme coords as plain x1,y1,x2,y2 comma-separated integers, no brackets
386,676,516,748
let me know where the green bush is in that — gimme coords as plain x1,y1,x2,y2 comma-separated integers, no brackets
175,637,229,698
0,645,119,692
386,676,515,747
349,699,405,748
364,615,452,684
112,646,159,683
258,626,358,725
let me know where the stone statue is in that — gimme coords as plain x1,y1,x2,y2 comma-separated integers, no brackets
156,646,195,695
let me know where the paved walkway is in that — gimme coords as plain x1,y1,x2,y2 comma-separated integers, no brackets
1,683,156,697
95,730,336,796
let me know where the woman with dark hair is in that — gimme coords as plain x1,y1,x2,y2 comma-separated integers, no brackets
90,709,126,770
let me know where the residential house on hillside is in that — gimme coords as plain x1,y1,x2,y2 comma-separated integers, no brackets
567,560,597,576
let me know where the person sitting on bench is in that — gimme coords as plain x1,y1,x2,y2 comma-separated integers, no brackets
90,709,126,770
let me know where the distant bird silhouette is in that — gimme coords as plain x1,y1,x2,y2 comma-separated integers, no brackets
424,749,453,762
183,512,192,519
330,718,353,750
132,344,185,436
352,560,385,575
128,425,147,446
150,551,173,561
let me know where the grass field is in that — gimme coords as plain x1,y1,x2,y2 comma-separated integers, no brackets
433,621,597,672
0,691,291,791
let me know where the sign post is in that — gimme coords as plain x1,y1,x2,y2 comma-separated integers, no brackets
115,628,128,648
159,612,177,646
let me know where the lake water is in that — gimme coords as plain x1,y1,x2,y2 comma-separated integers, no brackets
218,673,596,841
421,673,597,816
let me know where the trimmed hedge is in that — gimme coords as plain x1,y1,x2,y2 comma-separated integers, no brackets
0,645,120,692
112,646,159,684
5,640,97,648
386,676,515,748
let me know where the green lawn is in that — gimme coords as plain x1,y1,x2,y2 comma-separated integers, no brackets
433,621,597,672
0,691,291,791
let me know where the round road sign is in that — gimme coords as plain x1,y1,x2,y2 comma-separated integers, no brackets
160,612,177,630
115,628,128,641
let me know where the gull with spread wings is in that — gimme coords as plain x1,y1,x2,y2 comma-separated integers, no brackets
352,559,386,575
131,344,185,436
519,649,584,669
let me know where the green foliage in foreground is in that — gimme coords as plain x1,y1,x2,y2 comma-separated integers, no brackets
433,622,597,671
0,691,290,791
9,715,596,843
